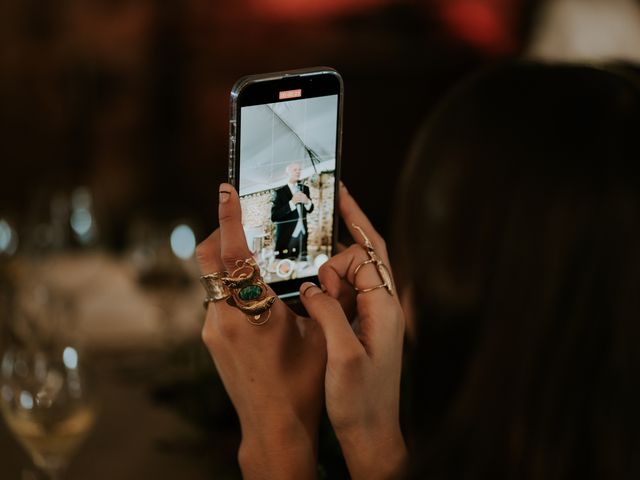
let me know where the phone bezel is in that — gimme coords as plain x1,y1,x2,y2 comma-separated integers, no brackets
228,67,343,298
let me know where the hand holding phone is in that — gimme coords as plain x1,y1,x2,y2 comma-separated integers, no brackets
196,183,328,478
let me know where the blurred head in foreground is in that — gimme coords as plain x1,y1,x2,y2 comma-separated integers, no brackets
396,63,640,479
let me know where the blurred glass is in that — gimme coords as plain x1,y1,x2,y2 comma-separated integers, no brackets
69,187,99,248
22,186,101,257
129,219,194,344
0,218,19,257
0,288,97,480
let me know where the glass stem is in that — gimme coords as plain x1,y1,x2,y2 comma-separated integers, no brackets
49,472,61,480
46,467,63,480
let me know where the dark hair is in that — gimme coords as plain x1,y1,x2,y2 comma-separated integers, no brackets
396,62,640,479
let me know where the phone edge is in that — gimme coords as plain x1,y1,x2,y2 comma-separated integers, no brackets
227,67,344,300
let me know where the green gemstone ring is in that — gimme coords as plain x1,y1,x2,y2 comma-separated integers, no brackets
238,285,263,301
221,258,276,326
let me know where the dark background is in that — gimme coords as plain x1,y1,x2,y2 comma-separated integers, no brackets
0,0,541,247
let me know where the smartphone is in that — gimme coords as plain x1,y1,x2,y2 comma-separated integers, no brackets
228,67,343,300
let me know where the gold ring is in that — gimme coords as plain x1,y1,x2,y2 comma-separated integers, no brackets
222,258,276,325
352,224,393,296
200,271,230,309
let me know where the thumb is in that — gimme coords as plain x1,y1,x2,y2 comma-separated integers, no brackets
299,282,365,360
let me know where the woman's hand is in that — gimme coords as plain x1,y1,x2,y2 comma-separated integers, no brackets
298,183,408,480
196,184,326,480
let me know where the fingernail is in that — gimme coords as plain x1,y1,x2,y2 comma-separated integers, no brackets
339,181,348,192
320,283,327,293
219,188,231,203
301,282,321,297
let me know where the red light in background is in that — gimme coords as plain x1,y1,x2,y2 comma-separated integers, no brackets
250,0,387,21
438,0,518,55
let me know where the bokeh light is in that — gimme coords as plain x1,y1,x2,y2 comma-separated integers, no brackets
0,219,18,255
63,347,79,370
170,224,196,260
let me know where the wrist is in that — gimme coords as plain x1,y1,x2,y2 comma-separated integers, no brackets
337,424,407,480
238,415,319,480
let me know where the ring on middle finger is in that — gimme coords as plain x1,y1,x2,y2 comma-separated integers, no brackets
200,271,231,309
352,224,394,296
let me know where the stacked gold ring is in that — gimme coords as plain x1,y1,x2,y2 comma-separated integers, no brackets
352,224,394,296
200,259,276,326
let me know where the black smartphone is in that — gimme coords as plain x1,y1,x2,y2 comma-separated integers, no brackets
228,67,343,300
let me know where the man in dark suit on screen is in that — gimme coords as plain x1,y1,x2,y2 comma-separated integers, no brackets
271,162,314,260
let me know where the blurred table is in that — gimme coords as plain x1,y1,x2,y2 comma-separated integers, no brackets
1,252,350,479
1,253,242,479
0,346,242,480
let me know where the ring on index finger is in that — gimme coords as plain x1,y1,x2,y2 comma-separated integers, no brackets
352,224,394,296
222,258,277,326
200,259,277,325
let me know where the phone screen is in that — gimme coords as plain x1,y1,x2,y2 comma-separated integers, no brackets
233,72,341,298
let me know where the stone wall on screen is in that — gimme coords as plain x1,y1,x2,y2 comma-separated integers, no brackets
240,173,335,255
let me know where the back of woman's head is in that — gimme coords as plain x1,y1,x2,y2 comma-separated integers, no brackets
397,63,640,479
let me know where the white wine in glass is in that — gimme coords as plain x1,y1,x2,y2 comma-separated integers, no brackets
1,347,96,479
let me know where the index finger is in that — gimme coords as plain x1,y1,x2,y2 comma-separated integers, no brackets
339,182,390,264
218,183,253,270
195,229,223,274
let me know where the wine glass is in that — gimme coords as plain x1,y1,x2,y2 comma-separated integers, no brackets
129,219,195,345
0,289,96,479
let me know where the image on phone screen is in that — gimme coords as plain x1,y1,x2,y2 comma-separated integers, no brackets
237,94,338,291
